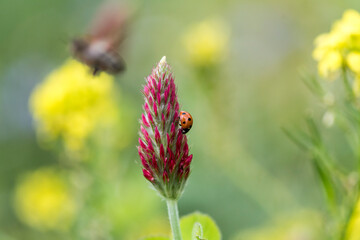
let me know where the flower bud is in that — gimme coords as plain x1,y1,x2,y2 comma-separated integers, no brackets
138,57,193,200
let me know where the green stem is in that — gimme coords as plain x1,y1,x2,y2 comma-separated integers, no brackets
358,122,360,175
342,66,354,101
166,199,182,240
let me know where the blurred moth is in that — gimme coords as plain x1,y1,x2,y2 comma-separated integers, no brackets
71,2,129,75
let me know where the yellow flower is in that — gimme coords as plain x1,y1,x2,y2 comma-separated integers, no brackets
313,9,360,79
14,168,77,231
183,19,229,67
29,59,118,153
317,49,343,78
333,10,360,39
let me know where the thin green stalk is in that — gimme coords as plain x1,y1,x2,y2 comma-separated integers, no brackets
166,199,182,240
342,66,360,173
342,65,354,101
357,122,360,175
341,66,360,174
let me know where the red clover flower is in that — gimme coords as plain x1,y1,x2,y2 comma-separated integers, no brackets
138,56,193,200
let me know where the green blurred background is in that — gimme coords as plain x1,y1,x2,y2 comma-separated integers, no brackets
1,0,360,239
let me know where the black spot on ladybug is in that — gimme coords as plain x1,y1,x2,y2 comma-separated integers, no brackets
182,112,186,115
182,128,190,134
188,118,191,121
183,121,186,124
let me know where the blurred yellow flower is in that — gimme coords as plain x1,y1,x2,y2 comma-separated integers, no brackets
30,59,118,153
317,49,342,78
333,9,360,38
183,19,229,67
313,9,360,79
14,168,77,231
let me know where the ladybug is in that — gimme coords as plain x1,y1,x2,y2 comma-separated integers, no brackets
179,111,193,134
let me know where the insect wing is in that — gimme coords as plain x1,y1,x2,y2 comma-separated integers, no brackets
89,2,128,47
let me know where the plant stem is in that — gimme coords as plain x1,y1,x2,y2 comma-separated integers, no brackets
166,199,182,240
342,66,354,101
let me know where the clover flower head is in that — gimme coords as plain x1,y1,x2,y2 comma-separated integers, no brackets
138,56,193,200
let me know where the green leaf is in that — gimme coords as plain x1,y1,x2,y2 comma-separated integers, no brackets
312,156,336,212
305,117,322,145
180,212,221,240
299,69,324,96
141,236,170,240
282,127,308,151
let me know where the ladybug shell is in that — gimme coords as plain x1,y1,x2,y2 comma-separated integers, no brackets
179,111,193,134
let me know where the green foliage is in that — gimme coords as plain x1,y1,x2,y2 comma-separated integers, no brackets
283,116,339,211
285,66,360,238
180,212,221,240
142,236,170,240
